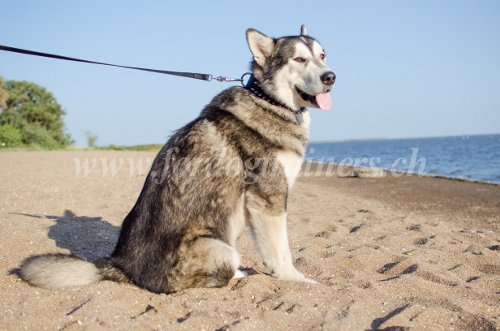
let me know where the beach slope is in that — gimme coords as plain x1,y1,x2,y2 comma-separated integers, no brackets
0,151,498,330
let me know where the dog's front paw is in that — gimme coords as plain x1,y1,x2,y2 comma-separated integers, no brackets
275,267,316,283
232,268,248,279
302,277,318,284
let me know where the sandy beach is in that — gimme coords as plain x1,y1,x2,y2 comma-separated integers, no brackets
0,150,498,330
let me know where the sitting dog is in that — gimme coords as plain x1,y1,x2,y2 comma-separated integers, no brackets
20,25,335,293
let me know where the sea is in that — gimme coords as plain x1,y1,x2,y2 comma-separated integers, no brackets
305,134,500,184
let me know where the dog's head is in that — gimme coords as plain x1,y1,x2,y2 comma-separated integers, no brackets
246,25,335,111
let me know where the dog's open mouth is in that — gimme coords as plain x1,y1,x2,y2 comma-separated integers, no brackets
295,87,332,111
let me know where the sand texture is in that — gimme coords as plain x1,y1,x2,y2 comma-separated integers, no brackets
0,151,499,330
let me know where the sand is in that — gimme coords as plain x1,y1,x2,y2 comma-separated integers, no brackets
0,150,498,330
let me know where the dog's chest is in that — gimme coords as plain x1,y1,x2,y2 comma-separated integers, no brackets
276,151,303,189
275,112,310,189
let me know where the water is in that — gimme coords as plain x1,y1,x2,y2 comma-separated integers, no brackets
306,134,500,184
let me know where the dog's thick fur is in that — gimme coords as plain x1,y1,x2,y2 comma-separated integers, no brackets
20,26,335,293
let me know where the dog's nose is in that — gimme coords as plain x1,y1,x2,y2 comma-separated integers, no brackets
321,71,336,85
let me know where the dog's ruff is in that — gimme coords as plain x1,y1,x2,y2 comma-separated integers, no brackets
19,26,334,293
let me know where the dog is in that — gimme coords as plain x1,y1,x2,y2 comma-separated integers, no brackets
19,25,335,293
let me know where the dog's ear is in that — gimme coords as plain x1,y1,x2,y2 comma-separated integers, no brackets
300,25,308,36
246,28,274,67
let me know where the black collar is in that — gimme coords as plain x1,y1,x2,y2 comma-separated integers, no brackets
245,75,307,114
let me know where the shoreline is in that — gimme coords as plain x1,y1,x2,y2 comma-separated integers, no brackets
304,159,500,186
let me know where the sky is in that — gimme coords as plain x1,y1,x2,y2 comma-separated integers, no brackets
1,1,499,146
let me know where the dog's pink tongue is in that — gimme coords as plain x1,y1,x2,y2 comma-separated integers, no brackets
316,92,332,111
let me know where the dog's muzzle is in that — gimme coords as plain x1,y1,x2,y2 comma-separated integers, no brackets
320,71,336,86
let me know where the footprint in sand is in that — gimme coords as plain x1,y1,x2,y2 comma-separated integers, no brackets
313,224,337,239
417,271,458,287
447,264,462,271
314,230,331,239
295,256,308,267
465,276,480,283
463,245,484,256
322,246,336,258
407,224,421,231
349,224,364,233
413,235,435,245
377,259,419,279
401,264,418,274
477,264,500,275
377,260,404,274
414,238,428,245
487,244,500,251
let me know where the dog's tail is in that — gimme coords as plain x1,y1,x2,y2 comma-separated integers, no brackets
19,253,129,289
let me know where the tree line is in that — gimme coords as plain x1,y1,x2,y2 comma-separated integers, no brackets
0,75,73,149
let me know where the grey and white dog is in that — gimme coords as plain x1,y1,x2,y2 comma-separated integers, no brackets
20,26,335,293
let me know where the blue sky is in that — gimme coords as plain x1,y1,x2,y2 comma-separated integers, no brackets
1,1,499,146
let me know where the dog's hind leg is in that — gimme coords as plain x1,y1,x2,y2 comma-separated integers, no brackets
171,237,240,291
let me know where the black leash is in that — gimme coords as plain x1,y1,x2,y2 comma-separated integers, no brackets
0,44,243,83
0,44,307,114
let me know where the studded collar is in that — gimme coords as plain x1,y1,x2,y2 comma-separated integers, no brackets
245,75,307,115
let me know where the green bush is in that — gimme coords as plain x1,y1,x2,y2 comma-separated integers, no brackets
0,124,23,147
22,124,61,149
0,77,73,149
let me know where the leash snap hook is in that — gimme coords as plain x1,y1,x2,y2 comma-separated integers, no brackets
240,72,252,87
209,75,243,83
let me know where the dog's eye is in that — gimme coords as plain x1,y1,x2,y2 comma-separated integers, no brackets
320,53,326,60
294,57,306,63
